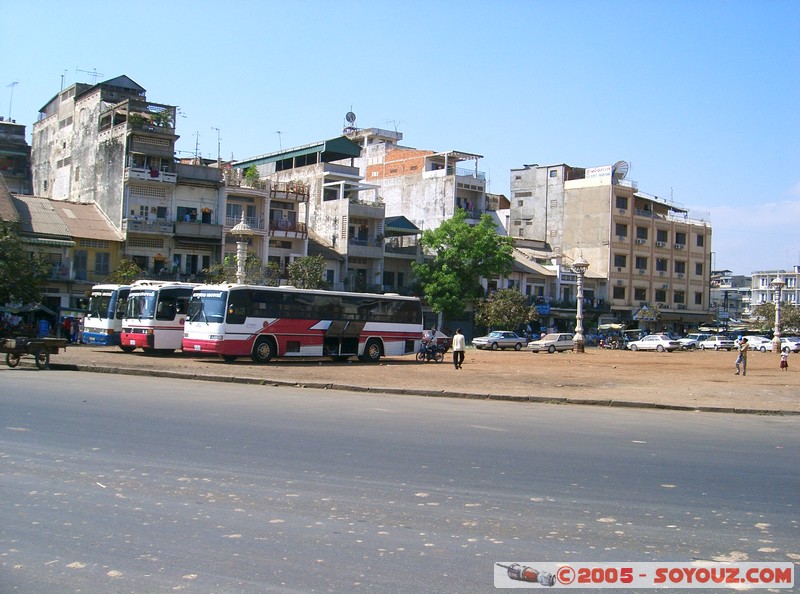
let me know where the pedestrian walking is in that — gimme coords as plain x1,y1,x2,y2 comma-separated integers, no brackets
452,328,466,369
780,348,789,371
735,336,748,376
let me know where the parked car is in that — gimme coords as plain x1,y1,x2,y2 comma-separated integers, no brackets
471,331,528,351
528,332,575,353
781,337,800,353
627,333,681,352
677,333,711,350
698,335,736,351
738,335,771,351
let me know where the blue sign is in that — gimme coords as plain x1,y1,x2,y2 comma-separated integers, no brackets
535,304,551,315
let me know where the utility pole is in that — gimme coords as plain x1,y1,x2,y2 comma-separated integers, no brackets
276,130,283,150
7,81,19,120
212,127,221,165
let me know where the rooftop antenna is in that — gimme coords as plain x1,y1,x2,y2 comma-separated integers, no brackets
276,130,283,150
76,67,103,84
194,131,201,161
212,126,221,165
6,81,19,120
343,110,357,134
60,69,68,91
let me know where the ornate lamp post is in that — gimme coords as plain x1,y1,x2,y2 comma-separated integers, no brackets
770,276,785,354
229,213,253,284
572,255,590,353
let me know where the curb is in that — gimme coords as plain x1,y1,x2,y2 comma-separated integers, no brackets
34,361,799,417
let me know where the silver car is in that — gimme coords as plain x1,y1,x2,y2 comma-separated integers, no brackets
471,331,528,351
528,332,575,353
627,334,682,352
698,335,736,351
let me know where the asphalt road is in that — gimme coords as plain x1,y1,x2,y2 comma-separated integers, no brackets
2,371,798,593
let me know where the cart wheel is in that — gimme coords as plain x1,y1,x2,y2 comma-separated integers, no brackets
35,350,50,370
6,353,20,368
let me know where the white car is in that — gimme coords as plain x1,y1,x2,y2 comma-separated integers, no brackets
471,331,528,351
699,335,736,351
528,332,575,353
739,336,771,351
677,333,711,350
781,337,800,353
627,334,682,352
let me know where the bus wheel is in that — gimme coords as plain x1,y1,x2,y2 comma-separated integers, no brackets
6,353,20,368
361,339,382,363
119,345,136,353
251,337,275,363
221,354,238,362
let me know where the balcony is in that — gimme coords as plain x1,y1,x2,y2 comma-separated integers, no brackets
384,237,419,259
123,218,174,235
347,237,384,259
349,200,384,219
270,180,310,203
174,220,223,240
124,166,177,184
268,220,307,238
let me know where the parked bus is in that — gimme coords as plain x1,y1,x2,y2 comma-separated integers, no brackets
82,284,130,346
120,280,196,353
183,283,423,363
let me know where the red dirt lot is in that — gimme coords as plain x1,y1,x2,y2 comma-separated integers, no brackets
50,345,800,415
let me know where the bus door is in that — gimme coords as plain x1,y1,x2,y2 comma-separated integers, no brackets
324,321,365,356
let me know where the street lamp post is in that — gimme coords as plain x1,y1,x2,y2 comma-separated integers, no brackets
770,276,785,355
572,255,590,353
229,213,253,284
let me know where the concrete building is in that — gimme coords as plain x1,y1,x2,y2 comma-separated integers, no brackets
510,162,713,332
31,75,224,279
0,118,32,195
709,269,751,326
750,266,799,308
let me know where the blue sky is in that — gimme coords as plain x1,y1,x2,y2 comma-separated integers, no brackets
3,0,798,274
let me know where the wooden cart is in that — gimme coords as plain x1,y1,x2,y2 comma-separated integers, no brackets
2,337,68,369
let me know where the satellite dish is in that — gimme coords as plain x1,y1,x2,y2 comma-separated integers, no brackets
345,111,356,124
612,160,629,183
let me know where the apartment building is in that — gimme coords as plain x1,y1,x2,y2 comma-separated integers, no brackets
0,118,32,194
31,75,223,279
750,267,800,307
510,162,713,331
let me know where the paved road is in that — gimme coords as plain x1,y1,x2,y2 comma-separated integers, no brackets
2,371,798,592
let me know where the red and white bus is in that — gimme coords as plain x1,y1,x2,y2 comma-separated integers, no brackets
183,283,423,363
120,280,196,353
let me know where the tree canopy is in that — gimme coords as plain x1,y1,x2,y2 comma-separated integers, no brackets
287,255,328,289
106,258,144,285
0,221,50,306
474,288,538,332
749,302,800,332
412,210,514,319
202,253,280,285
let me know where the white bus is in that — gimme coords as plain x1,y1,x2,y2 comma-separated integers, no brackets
183,283,423,363
120,280,196,353
83,284,130,346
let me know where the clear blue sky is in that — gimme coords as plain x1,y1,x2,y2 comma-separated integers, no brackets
4,0,798,275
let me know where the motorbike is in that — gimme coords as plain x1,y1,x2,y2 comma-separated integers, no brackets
416,340,446,363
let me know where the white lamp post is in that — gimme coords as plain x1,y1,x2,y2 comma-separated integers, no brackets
770,276,785,354
572,255,590,353
229,213,253,284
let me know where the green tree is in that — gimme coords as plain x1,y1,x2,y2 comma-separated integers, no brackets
287,255,328,289
750,302,800,332
0,221,50,306
202,253,280,285
474,288,538,332
106,258,143,285
412,210,513,319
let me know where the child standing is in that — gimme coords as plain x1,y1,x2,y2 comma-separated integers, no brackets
780,349,789,371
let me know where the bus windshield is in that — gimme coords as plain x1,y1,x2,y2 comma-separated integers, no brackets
125,291,157,320
87,292,114,320
188,290,227,323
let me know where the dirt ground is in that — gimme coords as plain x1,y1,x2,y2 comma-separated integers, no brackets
43,344,800,415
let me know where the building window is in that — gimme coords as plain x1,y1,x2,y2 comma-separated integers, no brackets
634,287,647,301
615,195,628,210
656,229,668,243
615,223,628,238
675,231,687,246
636,227,648,240
94,252,111,275
674,290,685,304
696,234,705,247
655,289,667,302
635,256,648,270
695,262,703,276
695,292,703,305
614,254,627,268
675,261,686,274
613,286,626,300
549,170,557,178
656,258,668,272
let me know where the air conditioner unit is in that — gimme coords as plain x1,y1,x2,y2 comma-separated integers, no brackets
618,208,627,214
677,304,688,310
674,243,685,249
662,284,670,289
638,269,646,274
656,241,666,248
636,238,646,244
617,235,627,242
617,267,623,272
677,273,684,278
616,280,624,286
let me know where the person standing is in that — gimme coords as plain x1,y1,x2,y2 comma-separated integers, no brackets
735,336,749,376
452,328,466,369
780,348,789,371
